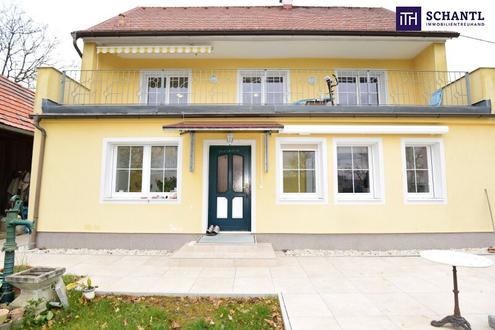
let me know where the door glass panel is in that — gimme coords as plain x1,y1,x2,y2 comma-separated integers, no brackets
169,76,189,104
217,197,228,218
233,155,243,192
266,76,285,104
232,197,243,219
147,76,164,105
242,76,262,104
217,154,228,193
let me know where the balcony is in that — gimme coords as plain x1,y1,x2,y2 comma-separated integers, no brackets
57,68,475,104
37,68,492,117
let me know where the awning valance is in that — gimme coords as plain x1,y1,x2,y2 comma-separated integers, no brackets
163,121,284,132
97,45,212,55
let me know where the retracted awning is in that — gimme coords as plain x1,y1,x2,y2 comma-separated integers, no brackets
96,45,212,55
162,121,284,132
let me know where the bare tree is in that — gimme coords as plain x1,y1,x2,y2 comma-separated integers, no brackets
0,4,58,88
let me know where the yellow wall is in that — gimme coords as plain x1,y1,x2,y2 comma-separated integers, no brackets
30,42,495,236
441,68,495,107
468,68,495,104
31,117,495,234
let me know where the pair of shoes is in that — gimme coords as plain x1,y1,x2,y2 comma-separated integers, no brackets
206,225,220,236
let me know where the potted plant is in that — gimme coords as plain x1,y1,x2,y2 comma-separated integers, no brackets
80,278,97,300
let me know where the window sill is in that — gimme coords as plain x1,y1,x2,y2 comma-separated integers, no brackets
101,197,180,204
335,197,384,205
277,195,326,204
405,198,446,204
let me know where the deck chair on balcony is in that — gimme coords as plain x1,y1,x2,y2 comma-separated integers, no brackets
428,89,443,106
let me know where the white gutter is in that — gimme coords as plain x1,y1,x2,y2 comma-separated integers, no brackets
280,125,449,135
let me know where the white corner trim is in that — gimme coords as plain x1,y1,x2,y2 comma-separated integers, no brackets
281,125,449,135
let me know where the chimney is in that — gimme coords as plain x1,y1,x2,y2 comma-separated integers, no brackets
280,0,293,10
118,14,126,27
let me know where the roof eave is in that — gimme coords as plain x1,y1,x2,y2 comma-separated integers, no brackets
72,29,460,39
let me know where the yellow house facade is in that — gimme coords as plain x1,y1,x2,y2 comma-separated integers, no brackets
29,6,495,250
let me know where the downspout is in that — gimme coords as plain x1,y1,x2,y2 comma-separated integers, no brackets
71,32,83,58
28,116,47,249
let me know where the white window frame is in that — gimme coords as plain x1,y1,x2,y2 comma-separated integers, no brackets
101,137,182,203
401,138,447,204
335,69,387,105
140,70,192,105
333,138,384,204
237,69,290,105
276,137,327,203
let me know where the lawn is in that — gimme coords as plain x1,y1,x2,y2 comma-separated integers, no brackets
18,276,284,330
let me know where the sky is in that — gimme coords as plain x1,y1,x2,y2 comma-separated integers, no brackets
4,0,495,71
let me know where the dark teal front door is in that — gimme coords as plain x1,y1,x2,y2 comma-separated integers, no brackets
208,146,251,231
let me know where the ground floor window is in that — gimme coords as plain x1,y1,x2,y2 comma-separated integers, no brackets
276,138,327,203
334,138,384,203
102,138,182,202
402,139,446,202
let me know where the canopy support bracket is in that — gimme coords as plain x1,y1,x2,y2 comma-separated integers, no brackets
264,131,271,173
189,132,195,172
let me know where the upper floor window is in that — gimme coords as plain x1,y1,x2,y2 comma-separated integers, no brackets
141,70,191,105
239,70,288,105
336,70,386,105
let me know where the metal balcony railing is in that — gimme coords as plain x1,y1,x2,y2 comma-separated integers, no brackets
58,69,472,107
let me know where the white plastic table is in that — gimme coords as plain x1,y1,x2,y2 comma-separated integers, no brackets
420,250,493,330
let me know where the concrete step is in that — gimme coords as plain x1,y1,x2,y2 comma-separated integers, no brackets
170,240,277,267
197,233,255,244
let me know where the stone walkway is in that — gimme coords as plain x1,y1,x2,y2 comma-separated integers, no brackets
5,246,495,330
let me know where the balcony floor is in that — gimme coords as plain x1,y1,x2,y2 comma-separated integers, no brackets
40,99,492,118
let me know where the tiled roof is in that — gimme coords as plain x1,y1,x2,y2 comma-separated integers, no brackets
83,6,398,33
0,76,34,132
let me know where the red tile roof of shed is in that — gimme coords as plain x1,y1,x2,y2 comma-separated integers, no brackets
0,76,34,132
83,6,398,33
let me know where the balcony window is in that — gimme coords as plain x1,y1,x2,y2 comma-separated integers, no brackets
141,70,191,105
336,70,386,105
239,70,288,105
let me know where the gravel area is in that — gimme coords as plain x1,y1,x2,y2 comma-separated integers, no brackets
21,247,172,256
283,247,491,257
